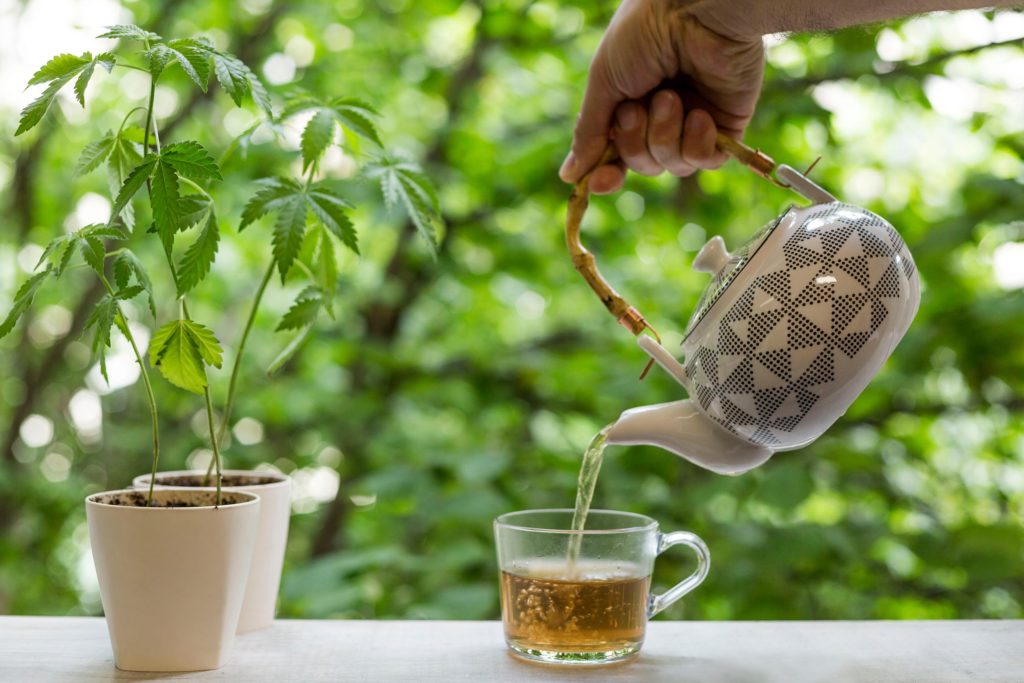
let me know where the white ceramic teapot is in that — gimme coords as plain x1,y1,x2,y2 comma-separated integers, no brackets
567,143,920,475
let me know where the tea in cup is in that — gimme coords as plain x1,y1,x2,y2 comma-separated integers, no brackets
494,509,709,664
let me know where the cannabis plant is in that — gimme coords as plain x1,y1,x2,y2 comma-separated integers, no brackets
1,24,441,504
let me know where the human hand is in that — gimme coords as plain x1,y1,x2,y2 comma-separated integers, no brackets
559,0,765,194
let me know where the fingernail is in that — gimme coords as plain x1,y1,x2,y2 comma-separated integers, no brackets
559,152,577,181
617,105,638,131
652,92,674,122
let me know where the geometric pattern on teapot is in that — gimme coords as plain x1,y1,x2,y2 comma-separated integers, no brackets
683,203,916,447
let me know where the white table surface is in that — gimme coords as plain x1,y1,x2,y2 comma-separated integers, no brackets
1,617,1021,682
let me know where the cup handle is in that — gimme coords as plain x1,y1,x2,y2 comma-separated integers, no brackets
647,530,710,618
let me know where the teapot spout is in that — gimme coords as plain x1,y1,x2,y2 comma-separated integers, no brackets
606,399,773,476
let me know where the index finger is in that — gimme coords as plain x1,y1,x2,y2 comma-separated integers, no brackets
560,62,620,183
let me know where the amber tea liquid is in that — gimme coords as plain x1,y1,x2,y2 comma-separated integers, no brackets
501,560,650,659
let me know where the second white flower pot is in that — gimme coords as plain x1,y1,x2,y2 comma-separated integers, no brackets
133,469,292,633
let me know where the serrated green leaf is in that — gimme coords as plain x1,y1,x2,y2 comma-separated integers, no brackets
212,52,250,106
35,235,70,274
161,141,222,181
98,25,161,41
73,61,95,107
145,44,175,78
277,291,322,331
177,208,220,296
307,185,357,254
246,64,273,116
318,228,338,316
115,285,144,301
163,41,209,91
109,156,156,228
56,237,77,276
107,133,144,231
329,97,381,146
149,320,208,394
16,77,70,136
27,53,90,86
301,109,335,171
178,194,212,231
75,134,115,177
266,324,312,377
186,320,223,367
95,52,116,73
239,177,302,230
82,224,128,240
84,295,118,382
80,235,106,274
112,250,155,317
272,196,308,281
365,155,442,253
0,269,51,340
150,158,182,253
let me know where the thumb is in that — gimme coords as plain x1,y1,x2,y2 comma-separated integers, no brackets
560,64,619,183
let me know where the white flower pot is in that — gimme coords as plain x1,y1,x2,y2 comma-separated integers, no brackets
133,469,292,633
86,488,260,672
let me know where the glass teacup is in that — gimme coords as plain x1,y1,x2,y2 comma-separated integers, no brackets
494,509,710,664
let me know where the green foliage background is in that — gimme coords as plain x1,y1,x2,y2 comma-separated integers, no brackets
1,0,1022,621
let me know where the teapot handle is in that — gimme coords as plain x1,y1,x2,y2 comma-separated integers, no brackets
636,335,689,389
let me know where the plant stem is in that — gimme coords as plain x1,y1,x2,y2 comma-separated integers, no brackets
203,387,223,505
216,259,275,449
98,274,160,505
143,79,219,505
143,75,156,159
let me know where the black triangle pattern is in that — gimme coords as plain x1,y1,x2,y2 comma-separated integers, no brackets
683,203,915,446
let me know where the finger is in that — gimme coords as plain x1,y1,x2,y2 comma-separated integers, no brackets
647,90,696,177
560,63,618,183
613,101,660,177
590,161,626,195
681,109,728,170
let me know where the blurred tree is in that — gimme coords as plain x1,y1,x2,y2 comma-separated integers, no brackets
0,0,1022,621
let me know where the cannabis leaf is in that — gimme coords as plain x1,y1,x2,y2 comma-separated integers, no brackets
149,319,222,394
364,154,442,253
277,287,323,331
84,295,119,383
112,249,156,316
75,133,115,177
73,53,115,106
283,94,381,148
306,182,357,253
145,44,176,78
239,177,302,229
26,53,90,86
300,110,334,171
178,194,212,230
0,269,51,341
35,224,126,278
109,142,220,252
16,51,115,135
109,156,156,228
327,98,381,146
316,227,338,315
106,129,144,230
240,177,356,281
164,39,211,91
161,141,222,181
273,195,308,282
176,208,220,296
97,25,161,42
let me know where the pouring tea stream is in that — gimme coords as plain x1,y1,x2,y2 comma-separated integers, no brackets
567,136,922,476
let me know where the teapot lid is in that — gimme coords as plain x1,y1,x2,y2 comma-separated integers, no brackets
683,212,788,341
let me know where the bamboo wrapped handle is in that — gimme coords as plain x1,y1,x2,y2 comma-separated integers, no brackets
565,133,779,344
